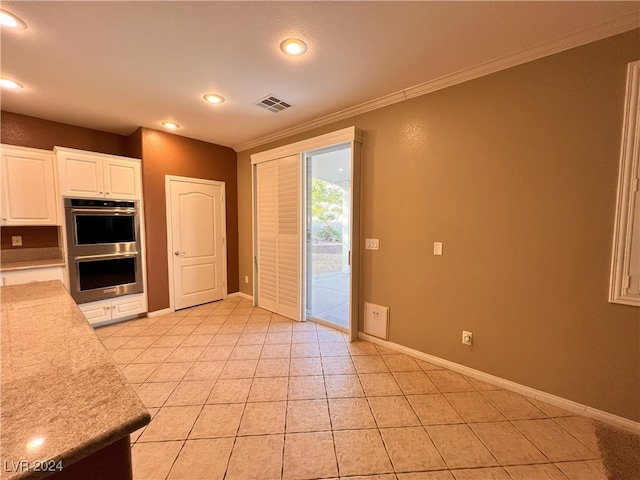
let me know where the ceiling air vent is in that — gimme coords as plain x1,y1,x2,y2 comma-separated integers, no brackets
256,95,293,113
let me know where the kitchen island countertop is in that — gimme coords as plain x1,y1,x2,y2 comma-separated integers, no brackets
0,280,150,479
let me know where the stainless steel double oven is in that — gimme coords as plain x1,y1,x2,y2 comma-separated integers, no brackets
65,198,143,304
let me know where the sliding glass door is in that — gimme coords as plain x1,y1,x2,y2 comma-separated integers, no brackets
305,144,352,330
252,127,361,340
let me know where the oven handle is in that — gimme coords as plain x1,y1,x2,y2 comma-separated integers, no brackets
70,208,137,214
74,252,139,261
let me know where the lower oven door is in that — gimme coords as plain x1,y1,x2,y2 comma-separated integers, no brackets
71,252,143,304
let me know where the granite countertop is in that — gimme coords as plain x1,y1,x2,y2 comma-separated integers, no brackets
0,258,66,272
0,248,65,272
0,281,150,479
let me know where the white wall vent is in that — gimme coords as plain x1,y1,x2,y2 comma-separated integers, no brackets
256,95,293,113
364,302,389,339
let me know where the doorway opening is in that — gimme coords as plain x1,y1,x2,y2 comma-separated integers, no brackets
305,144,351,330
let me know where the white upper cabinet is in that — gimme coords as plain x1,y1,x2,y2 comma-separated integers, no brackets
55,147,141,200
1,144,59,225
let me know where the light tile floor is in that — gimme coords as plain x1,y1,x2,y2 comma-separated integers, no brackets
96,297,612,480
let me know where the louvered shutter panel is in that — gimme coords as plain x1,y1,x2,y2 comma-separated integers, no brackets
276,156,300,319
256,161,278,312
255,155,301,320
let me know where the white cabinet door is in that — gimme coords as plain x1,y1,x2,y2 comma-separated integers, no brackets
56,150,104,198
79,300,113,325
55,147,142,200
104,158,141,200
0,145,59,225
79,293,147,326
112,293,146,318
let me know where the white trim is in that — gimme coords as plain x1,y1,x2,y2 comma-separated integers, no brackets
165,175,228,311
234,15,639,153
610,60,640,306
147,307,173,318
251,163,257,307
311,316,349,334
228,291,253,302
53,145,139,162
250,127,362,164
359,332,640,434
91,314,145,328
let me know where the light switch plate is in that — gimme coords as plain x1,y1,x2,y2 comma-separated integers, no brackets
433,242,443,255
365,238,380,250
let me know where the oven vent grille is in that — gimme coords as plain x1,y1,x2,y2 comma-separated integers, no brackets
256,95,293,113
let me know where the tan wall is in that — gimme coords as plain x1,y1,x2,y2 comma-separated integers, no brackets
138,128,239,312
238,30,640,421
0,111,130,155
0,226,59,249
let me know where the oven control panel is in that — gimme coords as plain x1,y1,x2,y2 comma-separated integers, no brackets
67,199,136,208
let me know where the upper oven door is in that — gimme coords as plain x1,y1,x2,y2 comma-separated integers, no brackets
65,199,141,255
72,209,137,245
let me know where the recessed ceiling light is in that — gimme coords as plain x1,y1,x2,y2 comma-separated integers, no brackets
204,94,225,104
162,121,180,130
0,9,27,29
280,38,307,56
26,437,45,450
0,78,23,90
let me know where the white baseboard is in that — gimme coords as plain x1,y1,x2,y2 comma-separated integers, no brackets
228,292,253,302
147,307,173,318
358,332,640,434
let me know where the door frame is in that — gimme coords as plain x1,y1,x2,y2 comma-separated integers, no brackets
251,126,362,341
165,175,228,312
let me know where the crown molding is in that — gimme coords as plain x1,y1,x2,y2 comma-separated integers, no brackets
234,13,639,153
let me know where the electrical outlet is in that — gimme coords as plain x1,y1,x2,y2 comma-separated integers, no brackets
11,236,22,247
462,331,473,346
244,276,249,284
364,302,389,339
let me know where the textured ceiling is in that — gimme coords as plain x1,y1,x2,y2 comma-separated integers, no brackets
1,1,638,151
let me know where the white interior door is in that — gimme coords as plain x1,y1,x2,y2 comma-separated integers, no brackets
168,177,226,310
